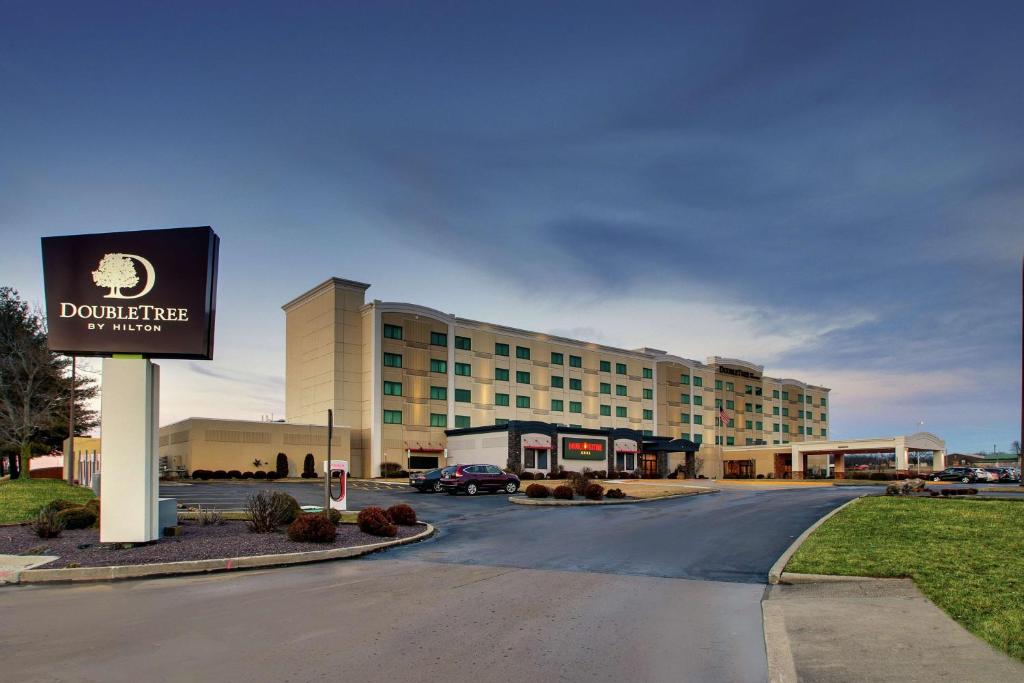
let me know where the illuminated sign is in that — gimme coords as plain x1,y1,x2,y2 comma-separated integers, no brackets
561,437,607,461
41,227,219,359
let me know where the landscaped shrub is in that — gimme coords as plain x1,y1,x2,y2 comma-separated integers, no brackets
569,473,590,496
534,471,546,480
270,491,302,524
606,488,626,499
212,470,228,479
395,470,409,478
242,471,254,479
302,453,317,478
525,483,550,498
595,470,607,479
380,462,402,477
357,506,397,537
583,483,604,501
287,513,337,543
246,491,287,532
326,508,342,525
553,485,573,500
57,505,98,529
265,471,280,480
197,506,225,526
43,499,82,513
387,504,417,525
519,471,534,480
31,507,65,538
756,474,765,479
253,470,267,479
191,469,211,480
275,452,289,478
227,470,242,479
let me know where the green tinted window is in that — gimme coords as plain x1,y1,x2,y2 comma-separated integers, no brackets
693,376,702,387
551,399,564,412
643,367,653,379
430,413,447,427
454,362,471,376
643,409,653,420
430,358,447,373
495,367,509,381
495,393,509,406
681,393,690,404
495,343,509,356
516,346,531,360
454,389,471,403
551,375,563,388
600,382,611,394
693,415,702,425
383,410,402,424
600,360,611,372
431,332,447,347
693,395,703,406
569,401,582,414
495,418,509,426
550,352,563,365
430,386,447,400
383,324,402,340
516,371,531,384
569,378,582,390
455,336,471,350
383,381,402,396
616,384,627,396
616,406,627,418
454,416,470,429
569,355,582,368
616,363,627,375
383,352,402,368
600,404,611,416
643,388,653,399
516,395,531,408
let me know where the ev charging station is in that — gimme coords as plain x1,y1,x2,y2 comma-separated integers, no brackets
324,460,348,511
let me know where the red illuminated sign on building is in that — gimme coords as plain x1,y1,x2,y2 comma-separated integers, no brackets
562,437,607,461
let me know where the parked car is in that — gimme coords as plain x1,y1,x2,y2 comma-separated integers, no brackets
931,467,980,483
981,468,1003,483
440,464,520,495
408,467,455,493
995,467,1020,483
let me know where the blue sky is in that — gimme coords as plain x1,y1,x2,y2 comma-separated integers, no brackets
1,1,1020,453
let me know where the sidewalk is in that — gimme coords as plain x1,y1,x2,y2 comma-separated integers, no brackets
763,577,1024,682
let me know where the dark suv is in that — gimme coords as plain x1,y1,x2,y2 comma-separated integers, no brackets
440,464,520,495
931,467,980,483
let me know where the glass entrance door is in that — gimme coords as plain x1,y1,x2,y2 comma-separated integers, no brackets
639,454,658,478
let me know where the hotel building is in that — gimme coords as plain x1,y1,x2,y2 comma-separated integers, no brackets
283,278,832,479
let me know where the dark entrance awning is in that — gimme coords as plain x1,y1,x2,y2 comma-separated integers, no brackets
641,438,700,453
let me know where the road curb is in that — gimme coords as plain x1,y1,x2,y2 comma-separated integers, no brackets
7,523,435,585
767,495,866,585
509,488,718,506
761,599,798,683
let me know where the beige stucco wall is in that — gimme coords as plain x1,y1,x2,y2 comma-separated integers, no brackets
159,418,352,477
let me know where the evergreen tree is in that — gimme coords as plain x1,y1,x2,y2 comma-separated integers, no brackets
0,287,97,479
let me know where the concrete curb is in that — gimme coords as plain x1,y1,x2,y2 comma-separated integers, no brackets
5,523,435,585
509,488,718,506
777,572,879,584
767,495,866,585
761,599,798,683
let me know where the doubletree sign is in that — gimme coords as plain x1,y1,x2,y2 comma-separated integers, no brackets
41,227,219,359
561,437,607,461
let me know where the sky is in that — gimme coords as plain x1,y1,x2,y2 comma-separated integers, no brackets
0,1,1021,454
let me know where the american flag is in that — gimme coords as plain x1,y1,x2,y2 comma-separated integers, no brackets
719,407,730,426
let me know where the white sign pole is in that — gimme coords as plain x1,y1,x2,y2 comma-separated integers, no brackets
99,356,160,543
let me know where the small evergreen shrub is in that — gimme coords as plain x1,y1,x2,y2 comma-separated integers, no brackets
534,471,546,480
387,504,417,525
357,506,397,537
253,470,267,479
191,469,211,480
242,471,254,479
275,452,289,478
326,508,342,525
212,470,228,479
525,483,550,498
583,483,604,501
265,471,280,480
553,485,573,500
57,506,97,530
31,508,65,538
519,471,534,480
287,514,337,543
303,453,317,478
227,470,242,479
270,491,302,524
606,488,626,499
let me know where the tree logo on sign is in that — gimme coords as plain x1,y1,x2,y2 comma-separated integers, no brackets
91,253,156,299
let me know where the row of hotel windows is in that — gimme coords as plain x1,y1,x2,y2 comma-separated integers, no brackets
383,326,654,377
381,409,654,433
381,392,653,417
677,373,827,407
383,377,651,399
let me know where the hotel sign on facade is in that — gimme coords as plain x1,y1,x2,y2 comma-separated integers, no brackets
561,437,607,461
41,227,219,359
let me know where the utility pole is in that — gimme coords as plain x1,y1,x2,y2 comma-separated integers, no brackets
66,355,76,485
1019,254,1022,486
324,409,333,509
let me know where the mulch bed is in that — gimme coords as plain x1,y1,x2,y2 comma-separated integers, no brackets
0,520,424,569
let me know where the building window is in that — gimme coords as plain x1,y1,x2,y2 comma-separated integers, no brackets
383,352,402,368
693,395,703,406
726,400,735,410
681,413,690,424
430,386,447,400
693,414,703,425
755,404,763,413
495,343,509,356
745,402,753,412
798,410,805,419
455,389,471,403
643,367,653,379
600,360,611,372
715,436,722,445
798,426,805,435
755,387,763,396
430,358,447,373
551,399,564,412
681,374,690,385
745,385,753,395
383,381,402,396
773,389,780,398
495,418,509,426
616,362,627,375
773,423,780,432
643,388,653,399
600,382,611,394
455,362,471,376
569,401,582,414
820,397,827,407
821,428,827,437
551,351,564,365
516,395,531,409
715,380,723,390
729,382,738,392
643,409,653,420
495,367,509,381
616,384,627,396
693,376,703,387
726,437,735,446
746,438,754,445
820,413,827,421
430,413,447,427
616,406,627,418
756,421,763,430
495,393,510,406
600,404,611,416
516,346,531,360
516,371,531,384
806,395,813,404
745,420,753,429
455,415,470,429
569,355,582,368
569,378,582,391
455,336,471,350
383,410,402,424
782,407,789,417
681,393,690,404
781,391,789,401
773,406,780,416
715,398,723,409
693,433,702,444
782,424,790,434
551,375,563,388
383,324,403,340
431,331,447,347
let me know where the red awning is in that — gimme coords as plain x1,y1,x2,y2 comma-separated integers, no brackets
523,445,553,450
407,447,445,453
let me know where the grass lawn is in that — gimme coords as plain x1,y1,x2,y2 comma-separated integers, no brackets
787,496,1024,661
0,478,96,525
